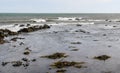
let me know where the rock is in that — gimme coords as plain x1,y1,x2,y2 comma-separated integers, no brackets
19,24,25,27
18,24,50,33
26,24,31,27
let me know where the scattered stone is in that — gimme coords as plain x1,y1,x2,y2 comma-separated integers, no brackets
51,61,85,68
41,53,68,59
56,69,66,73
94,55,111,61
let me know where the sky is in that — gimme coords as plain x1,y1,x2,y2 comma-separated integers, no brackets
0,0,120,13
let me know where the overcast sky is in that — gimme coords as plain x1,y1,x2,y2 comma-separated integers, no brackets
0,0,120,13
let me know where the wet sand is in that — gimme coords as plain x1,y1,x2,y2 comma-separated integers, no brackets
0,23,120,73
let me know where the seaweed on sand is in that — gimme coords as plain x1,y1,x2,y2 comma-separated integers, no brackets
94,55,111,61
51,61,85,68
56,69,67,73
41,52,68,59
11,61,22,67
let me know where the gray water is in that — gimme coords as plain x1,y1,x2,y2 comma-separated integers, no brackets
0,13,120,24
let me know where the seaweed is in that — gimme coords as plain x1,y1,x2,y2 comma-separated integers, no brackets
12,61,22,67
51,61,85,68
56,69,66,73
94,55,111,61
41,53,68,59
1,62,9,66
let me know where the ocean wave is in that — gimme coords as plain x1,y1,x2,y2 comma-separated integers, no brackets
87,19,105,22
57,17,82,21
30,18,46,22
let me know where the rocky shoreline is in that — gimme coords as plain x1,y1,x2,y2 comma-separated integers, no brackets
0,24,50,44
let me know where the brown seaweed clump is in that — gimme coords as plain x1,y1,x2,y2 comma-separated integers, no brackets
56,69,67,73
94,55,111,61
51,61,85,68
11,61,22,67
41,53,68,59
10,37,25,42
70,49,79,51
1,62,9,66
23,47,32,55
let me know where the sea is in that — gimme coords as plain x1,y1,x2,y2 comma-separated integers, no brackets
0,13,120,25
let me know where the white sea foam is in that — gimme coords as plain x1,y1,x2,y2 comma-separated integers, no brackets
30,19,46,22
57,17,82,21
88,19,105,22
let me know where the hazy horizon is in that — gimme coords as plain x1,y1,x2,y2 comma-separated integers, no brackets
0,0,120,13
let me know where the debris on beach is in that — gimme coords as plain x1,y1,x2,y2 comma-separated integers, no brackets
94,55,111,61
41,52,68,59
51,61,85,68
